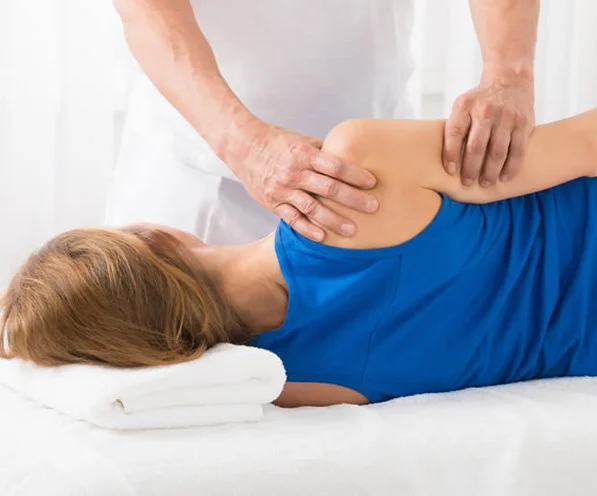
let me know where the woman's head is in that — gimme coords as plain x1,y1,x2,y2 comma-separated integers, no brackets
0,226,249,367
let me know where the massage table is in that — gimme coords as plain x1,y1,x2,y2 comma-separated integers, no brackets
2,377,597,495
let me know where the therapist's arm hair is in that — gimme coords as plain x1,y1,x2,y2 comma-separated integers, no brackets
113,0,256,159
470,0,539,83
325,110,597,205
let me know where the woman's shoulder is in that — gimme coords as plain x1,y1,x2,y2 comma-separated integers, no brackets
319,118,445,250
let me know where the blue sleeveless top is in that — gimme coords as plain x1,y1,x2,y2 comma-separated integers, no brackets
251,178,597,402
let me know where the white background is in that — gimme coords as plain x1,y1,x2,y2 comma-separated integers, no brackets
1,0,596,286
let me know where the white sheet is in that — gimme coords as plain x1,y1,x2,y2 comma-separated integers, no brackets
3,377,597,496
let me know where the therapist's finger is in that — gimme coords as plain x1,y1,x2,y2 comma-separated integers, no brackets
443,107,472,175
311,151,377,190
500,127,527,182
286,189,357,238
461,119,492,186
479,127,510,187
299,170,379,214
274,203,326,242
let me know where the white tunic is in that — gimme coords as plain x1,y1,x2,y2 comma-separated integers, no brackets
106,0,414,244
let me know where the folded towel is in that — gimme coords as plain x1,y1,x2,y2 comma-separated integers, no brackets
0,344,286,430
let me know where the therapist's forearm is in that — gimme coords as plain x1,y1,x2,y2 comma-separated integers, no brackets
114,0,258,160
470,0,539,84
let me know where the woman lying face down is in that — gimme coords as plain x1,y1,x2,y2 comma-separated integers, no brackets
2,109,597,407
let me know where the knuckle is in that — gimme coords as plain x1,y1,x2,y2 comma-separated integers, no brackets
454,94,472,112
263,182,278,201
263,183,275,201
278,163,300,185
326,159,343,178
285,212,302,228
514,112,528,127
479,102,498,119
299,196,319,215
289,141,312,158
501,106,517,122
321,178,340,198
447,125,466,139
272,203,285,216
276,204,301,227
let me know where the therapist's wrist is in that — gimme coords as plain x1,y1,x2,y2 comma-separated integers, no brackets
208,104,265,173
481,61,534,88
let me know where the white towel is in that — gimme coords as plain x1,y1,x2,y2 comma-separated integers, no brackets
0,344,286,430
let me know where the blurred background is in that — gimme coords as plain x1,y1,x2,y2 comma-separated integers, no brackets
1,0,596,286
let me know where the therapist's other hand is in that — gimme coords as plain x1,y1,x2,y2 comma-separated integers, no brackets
234,123,378,242
443,76,534,187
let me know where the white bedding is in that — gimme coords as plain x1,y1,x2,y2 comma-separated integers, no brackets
3,377,597,496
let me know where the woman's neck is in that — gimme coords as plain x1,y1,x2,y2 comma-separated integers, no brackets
191,235,288,333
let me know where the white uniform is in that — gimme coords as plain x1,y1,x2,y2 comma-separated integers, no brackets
106,0,414,245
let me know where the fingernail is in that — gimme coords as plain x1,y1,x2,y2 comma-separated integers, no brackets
367,176,377,188
480,179,491,188
446,162,457,175
463,178,474,187
366,199,379,212
500,174,510,182
313,231,325,242
340,223,355,236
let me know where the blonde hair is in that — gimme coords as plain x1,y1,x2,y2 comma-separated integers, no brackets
0,227,249,367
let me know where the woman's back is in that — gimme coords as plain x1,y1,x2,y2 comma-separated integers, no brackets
252,177,597,402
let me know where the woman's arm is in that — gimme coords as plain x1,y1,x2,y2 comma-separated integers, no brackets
325,109,597,205
317,109,597,249
274,382,369,407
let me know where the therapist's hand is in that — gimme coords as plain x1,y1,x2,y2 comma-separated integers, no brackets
443,76,535,187
231,123,379,242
